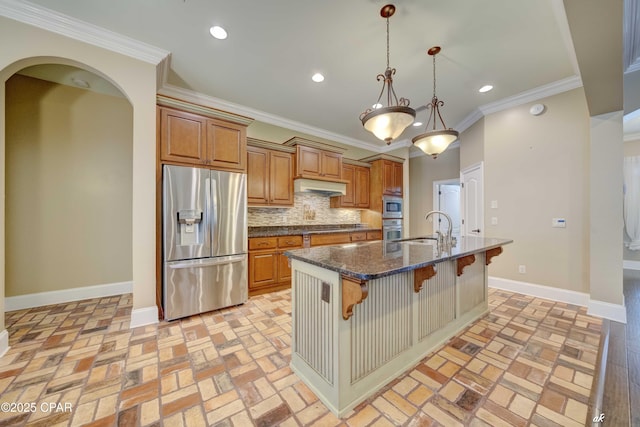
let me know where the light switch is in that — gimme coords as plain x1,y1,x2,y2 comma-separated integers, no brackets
491,200,498,209
552,218,566,228
491,217,498,225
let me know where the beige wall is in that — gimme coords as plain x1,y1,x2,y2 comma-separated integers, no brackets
0,15,160,335
589,111,624,304
484,88,590,293
459,118,485,171
5,74,132,296
408,147,460,236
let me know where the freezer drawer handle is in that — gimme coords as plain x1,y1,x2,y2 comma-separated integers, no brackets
169,255,246,269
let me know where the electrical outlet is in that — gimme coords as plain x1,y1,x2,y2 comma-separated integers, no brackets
491,200,498,209
491,217,498,225
518,265,526,274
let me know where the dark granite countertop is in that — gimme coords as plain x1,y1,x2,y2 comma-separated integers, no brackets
248,224,381,238
284,236,513,280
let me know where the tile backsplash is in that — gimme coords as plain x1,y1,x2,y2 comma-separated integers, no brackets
248,193,361,226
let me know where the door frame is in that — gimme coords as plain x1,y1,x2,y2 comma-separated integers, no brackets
460,162,485,237
433,178,460,235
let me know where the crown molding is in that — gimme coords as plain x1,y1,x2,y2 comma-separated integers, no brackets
454,109,485,134
479,75,583,116
0,0,169,65
159,83,384,153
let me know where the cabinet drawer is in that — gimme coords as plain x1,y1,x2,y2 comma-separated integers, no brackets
350,232,367,242
249,237,277,250
310,233,351,247
367,230,382,241
278,235,303,249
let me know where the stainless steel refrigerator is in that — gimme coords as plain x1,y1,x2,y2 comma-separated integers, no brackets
163,164,247,320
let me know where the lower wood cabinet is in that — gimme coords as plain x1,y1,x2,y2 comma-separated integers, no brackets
249,231,381,296
249,235,303,295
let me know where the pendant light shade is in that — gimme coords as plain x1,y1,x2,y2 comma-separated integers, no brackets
360,4,415,144
412,46,458,158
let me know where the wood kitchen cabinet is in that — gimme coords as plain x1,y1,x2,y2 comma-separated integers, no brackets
309,231,379,246
381,160,403,196
248,235,303,295
247,139,295,207
284,137,348,182
158,104,248,172
330,161,371,209
366,230,382,241
360,154,406,229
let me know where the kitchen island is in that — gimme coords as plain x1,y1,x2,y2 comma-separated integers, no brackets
285,236,512,417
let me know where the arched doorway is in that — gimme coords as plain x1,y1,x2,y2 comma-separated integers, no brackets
0,16,163,355
5,64,133,312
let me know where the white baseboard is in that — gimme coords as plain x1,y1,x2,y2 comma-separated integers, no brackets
489,276,590,306
489,276,627,323
5,281,133,311
588,299,627,324
0,329,8,358
130,306,159,328
623,260,640,270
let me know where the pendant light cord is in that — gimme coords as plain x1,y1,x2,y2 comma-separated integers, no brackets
386,16,390,70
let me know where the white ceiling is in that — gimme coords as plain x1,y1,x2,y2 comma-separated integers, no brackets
13,0,635,148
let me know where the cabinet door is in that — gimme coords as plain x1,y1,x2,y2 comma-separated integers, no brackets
247,146,269,205
160,108,207,165
270,152,294,206
355,166,370,208
392,161,403,196
207,119,247,172
382,160,403,196
341,164,356,207
322,152,342,179
297,145,322,177
249,251,278,289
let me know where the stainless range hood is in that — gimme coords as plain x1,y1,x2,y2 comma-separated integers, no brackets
294,178,347,196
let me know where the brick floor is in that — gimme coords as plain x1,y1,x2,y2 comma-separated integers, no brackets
0,288,603,426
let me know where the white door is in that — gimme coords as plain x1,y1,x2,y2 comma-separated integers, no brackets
461,162,484,237
433,180,460,236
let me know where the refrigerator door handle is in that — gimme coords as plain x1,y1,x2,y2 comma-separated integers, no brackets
168,255,246,270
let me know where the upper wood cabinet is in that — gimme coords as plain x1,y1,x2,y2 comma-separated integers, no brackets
160,108,207,164
381,160,403,196
247,140,295,207
206,118,246,171
330,161,370,209
283,137,347,182
360,155,405,228
157,99,251,172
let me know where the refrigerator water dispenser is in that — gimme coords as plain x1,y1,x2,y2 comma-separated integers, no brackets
177,209,202,245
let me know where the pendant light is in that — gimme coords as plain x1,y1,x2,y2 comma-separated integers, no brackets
412,46,458,158
360,4,415,145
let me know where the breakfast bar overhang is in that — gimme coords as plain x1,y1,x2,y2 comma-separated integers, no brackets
285,236,512,417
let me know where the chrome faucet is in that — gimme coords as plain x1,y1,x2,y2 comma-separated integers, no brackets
425,210,454,249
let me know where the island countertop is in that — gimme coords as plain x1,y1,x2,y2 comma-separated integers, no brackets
285,236,513,280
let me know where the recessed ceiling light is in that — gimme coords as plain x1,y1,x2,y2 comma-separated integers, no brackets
372,103,383,109
479,85,493,93
311,73,324,83
209,26,227,40
413,121,423,127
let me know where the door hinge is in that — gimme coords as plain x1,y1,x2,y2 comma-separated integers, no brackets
462,219,465,225
461,182,464,188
